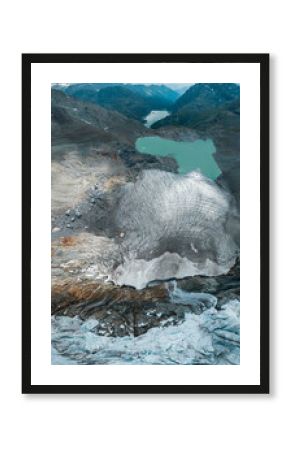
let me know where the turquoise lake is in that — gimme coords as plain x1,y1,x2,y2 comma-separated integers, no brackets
136,136,221,180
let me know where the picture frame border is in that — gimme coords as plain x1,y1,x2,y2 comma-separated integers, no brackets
22,53,269,394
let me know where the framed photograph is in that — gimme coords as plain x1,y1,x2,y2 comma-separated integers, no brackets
22,53,269,394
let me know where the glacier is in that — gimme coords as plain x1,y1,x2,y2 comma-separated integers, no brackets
110,169,239,289
51,299,240,365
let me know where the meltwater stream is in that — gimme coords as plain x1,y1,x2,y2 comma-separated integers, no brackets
51,299,240,365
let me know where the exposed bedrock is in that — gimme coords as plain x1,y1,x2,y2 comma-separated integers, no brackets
51,229,239,337
51,256,239,338
52,278,205,338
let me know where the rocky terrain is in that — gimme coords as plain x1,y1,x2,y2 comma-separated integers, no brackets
51,228,239,338
51,89,178,216
51,83,240,364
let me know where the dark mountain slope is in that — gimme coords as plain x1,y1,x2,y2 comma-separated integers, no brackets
54,83,178,121
153,83,239,128
172,83,239,113
96,86,157,120
51,88,177,181
51,89,148,151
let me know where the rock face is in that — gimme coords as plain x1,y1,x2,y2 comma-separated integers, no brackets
53,295,217,339
51,231,239,337
52,264,237,338
52,277,206,338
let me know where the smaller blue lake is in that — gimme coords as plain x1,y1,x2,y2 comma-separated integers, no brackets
136,136,221,180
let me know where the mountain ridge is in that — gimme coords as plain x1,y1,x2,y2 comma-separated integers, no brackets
53,83,180,121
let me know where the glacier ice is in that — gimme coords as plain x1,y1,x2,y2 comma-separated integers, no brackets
110,169,239,289
51,300,240,365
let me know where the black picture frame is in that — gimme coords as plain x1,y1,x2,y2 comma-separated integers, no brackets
22,53,269,394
